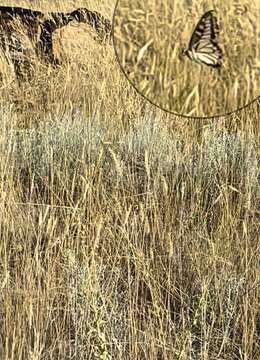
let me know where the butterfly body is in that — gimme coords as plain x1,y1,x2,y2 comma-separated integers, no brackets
183,10,223,68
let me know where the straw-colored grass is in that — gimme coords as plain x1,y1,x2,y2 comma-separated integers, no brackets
0,1,259,359
113,0,260,117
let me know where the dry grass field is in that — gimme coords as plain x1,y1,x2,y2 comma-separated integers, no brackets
113,0,260,117
0,1,259,359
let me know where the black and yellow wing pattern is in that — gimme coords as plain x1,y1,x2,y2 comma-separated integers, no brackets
183,10,223,68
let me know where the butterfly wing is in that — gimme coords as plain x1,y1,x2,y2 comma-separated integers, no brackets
187,10,222,68
189,11,219,48
194,39,222,67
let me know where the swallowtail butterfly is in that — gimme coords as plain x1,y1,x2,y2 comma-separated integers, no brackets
183,10,223,68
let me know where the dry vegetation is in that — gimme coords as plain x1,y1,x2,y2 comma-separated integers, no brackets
0,1,259,359
113,0,260,117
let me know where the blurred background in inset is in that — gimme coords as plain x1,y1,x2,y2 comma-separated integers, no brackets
113,0,260,118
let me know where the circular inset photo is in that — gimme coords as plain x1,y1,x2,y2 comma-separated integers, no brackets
113,0,260,118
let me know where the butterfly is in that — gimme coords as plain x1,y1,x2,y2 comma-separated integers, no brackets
183,10,223,68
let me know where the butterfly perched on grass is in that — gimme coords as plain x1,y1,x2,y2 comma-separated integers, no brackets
183,10,223,68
